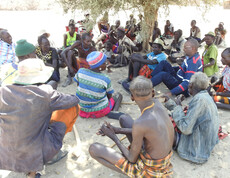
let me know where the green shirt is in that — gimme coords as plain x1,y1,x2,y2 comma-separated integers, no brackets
202,44,219,77
66,32,76,47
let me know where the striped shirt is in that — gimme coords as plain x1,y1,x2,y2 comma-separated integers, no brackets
74,68,114,112
222,66,230,91
0,40,16,66
171,53,203,95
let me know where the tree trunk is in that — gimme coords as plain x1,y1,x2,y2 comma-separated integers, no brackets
142,4,159,52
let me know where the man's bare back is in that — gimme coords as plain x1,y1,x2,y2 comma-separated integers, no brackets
135,99,174,159
89,76,174,177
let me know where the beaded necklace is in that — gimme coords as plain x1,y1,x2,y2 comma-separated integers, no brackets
81,42,90,51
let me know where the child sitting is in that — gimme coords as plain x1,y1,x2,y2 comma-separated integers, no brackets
74,51,123,119
102,41,115,73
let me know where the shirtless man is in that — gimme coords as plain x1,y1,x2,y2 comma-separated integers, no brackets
89,76,174,177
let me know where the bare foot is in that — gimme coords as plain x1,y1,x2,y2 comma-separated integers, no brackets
107,68,112,73
27,172,36,178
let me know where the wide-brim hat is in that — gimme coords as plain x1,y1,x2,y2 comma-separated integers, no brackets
205,31,215,37
149,38,165,51
14,58,54,85
86,51,107,69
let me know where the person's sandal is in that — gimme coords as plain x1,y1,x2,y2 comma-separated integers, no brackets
46,150,68,165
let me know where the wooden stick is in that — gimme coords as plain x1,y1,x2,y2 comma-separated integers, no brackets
110,135,127,148
72,124,82,158
121,102,136,105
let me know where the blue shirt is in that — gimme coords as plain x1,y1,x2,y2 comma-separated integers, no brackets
146,52,166,70
165,91,219,163
171,53,203,95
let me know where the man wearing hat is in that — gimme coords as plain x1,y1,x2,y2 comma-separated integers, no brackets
0,39,36,86
202,31,219,77
121,38,166,93
151,38,202,97
74,51,123,119
0,58,79,178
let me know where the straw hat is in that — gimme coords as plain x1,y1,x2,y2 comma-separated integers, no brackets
14,58,54,85
149,38,165,50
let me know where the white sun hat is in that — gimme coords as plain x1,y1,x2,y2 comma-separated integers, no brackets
14,58,54,85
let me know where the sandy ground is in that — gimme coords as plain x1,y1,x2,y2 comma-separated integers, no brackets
1,4,230,178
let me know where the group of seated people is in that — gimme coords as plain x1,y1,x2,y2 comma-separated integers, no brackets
0,14,229,178
153,19,226,45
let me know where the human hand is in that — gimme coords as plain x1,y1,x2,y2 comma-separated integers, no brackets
104,122,120,134
176,58,184,66
161,94,170,102
175,94,185,105
99,122,117,140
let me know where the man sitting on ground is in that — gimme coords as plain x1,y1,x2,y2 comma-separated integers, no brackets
0,29,16,66
121,38,166,93
89,76,174,177
64,23,81,49
151,38,202,97
164,72,219,164
0,58,79,178
165,29,186,63
211,48,230,110
0,39,36,86
61,32,96,87
0,39,57,89
202,31,219,78
111,27,138,67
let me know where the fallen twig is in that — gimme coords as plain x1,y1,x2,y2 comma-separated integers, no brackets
110,135,127,148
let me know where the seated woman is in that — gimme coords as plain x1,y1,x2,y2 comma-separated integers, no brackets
164,72,219,164
74,51,123,119
122,38,166,93
36,35,60,82
189,20,201,42
214,22,227,46
211,48,230,110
